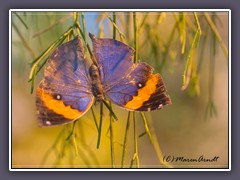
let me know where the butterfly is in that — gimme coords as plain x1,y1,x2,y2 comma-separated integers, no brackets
36,33,171,126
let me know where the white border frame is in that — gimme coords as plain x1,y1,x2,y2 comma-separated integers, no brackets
9,9,231,171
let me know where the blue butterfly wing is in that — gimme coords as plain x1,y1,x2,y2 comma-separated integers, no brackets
105,62,171,111
36,37,94,126
90,34,171,111
90,34,134,84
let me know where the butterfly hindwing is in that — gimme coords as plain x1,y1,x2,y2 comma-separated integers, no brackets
36,37,94,126
106,62,171,111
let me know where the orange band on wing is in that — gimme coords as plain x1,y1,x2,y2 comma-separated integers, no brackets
125,74,159,109
37,88,82,120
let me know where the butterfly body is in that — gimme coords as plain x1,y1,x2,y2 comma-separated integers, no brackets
36,34,171,126
89,64,104,102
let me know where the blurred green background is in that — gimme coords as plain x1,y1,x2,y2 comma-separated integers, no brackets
11,11,229,168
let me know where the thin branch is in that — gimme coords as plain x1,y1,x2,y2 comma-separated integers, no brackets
181,29,200,90
80,12,88,57
113,12,116,40
32,15,72,38
121,111,131,168
97,102,103,149
139,112,153,143
40,127,66,167
204,12,228,60
13,12,28,30
130,112,139,168
109,104,115,167
12,21,36,59
102,100,118,121
133,12,138,63
91,107,99,131
147,115,173,168
105,12,125,41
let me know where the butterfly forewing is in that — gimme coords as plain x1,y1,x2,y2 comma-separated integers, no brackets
36,37,94,126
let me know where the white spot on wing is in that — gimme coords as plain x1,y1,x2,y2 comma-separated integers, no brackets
138,83,142,88
158,104,163,109
56,95,61,100
45,121,51,125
